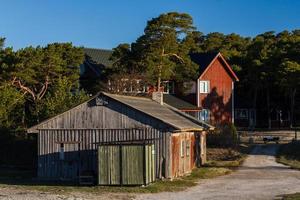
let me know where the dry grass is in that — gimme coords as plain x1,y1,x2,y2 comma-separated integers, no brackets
205,144,251,168
279,193,300,200
277,141,300,170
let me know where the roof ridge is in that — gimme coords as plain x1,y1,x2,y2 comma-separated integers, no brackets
83,47,113,52
105,93,152,101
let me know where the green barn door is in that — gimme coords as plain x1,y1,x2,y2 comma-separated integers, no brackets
98,145,121,185
122,145,144,185
98,144,156,185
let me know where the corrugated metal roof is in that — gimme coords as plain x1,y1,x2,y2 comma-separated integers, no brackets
104,93,213,131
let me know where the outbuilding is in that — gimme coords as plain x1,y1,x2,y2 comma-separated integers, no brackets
27,92,214,183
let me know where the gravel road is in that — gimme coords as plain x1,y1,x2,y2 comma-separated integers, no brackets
136,144,300,200
0,187,131,200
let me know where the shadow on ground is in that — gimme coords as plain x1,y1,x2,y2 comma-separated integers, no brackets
0,144,282,187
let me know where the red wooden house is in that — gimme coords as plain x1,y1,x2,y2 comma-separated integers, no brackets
164,52,239,125
80,48,239,125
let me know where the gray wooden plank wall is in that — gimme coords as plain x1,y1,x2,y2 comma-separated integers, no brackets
35,98,171,131
37,128,171,180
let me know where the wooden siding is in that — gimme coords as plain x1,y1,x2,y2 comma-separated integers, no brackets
199,57,233,124
37,128,171,181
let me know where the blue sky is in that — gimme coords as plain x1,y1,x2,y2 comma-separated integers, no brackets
1,0,300,50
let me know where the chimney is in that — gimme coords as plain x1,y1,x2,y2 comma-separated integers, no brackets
152,92,163,105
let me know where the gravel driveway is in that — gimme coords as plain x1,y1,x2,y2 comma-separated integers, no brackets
136,144,300,200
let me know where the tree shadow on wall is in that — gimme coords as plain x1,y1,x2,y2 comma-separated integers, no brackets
202,87,232,125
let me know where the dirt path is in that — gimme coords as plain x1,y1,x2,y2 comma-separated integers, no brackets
136,144,300,200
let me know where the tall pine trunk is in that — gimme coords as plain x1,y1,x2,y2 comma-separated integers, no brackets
266,88,271,129
157,67,162,92
290,88,297,128
251,86,258,129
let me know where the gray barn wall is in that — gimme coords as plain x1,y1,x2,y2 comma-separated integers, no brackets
36,96,175,181
38,128,171,181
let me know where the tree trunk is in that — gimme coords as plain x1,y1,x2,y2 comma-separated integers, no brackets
157,66,162,92
266,88,271,129
290,88,297,128
251,86,258,129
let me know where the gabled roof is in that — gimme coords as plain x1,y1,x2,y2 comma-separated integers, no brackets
27,92,214,133
104,93,214,131
190,52,239,81
163,94,200,111
83,48,113,67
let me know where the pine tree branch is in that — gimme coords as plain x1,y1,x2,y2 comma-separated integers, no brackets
37,75,49,100
11,77,37,101
162,52,184,63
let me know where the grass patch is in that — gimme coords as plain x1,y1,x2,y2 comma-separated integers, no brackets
280,193,300,200
277,141,300,170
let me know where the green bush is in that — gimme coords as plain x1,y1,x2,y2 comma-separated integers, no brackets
207,123,238,147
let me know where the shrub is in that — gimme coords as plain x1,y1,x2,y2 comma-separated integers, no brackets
207,122,238,147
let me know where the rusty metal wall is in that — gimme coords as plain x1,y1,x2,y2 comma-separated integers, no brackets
171,132,195,178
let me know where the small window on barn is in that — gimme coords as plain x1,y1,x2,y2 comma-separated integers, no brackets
180,140,185,157
59,143,64,160
186,140,190,157
199,81,210,94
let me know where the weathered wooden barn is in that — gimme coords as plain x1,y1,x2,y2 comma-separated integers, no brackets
27,92,214,183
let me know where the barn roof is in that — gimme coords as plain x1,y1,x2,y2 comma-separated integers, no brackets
190,52,239,81
27,92,214,133
103,93,214,131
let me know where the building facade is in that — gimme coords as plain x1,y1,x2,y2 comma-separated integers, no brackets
28,93,214,182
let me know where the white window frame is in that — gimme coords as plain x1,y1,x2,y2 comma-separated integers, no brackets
199,80,210,94
198,109,210,122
